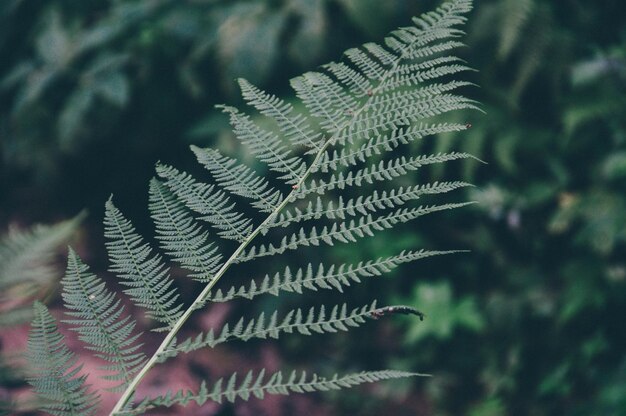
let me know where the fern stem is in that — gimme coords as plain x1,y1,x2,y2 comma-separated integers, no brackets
111,30,418,415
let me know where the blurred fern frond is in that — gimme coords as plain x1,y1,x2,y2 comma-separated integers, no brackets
0,214,83,327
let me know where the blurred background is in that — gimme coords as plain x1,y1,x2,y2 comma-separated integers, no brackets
1,0,625,415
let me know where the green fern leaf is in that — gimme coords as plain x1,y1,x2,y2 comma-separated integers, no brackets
291,71,357,135
209,249,463,303
61,249,146,391
191,146,284,213
237,78,323,151
104,198,183,330
160,302,380,360
269,181,472,229
316,121,471,172
125,369,425,413
334,93,479,146
300,152,479,197
156,163,253,241
379,63,476,95
149,178,223,282
26,301,100,416
219,105,307,185
344,47,387,82
237,203,474,262
324,61,372,97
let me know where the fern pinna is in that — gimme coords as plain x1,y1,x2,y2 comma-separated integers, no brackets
26,0,479,414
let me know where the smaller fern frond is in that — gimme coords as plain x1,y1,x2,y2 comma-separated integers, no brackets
126,369,426,414
0,214,82,289
26,301,100,416
344,48,387,82
238,203,472,262
299,152,478,197
61,249,146,391
290,72,355,135
219,106,307,184
363,42,398,67
156,164,253,241
324,61,372,97
191,146,284,213
149,178,223,282
269,181,472,229
104,198,183,330
209,249,461,304
161,302,382,360
237,78,323,151
0,214,83,327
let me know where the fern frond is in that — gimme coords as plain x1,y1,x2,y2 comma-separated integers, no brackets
269,181,471,229
363,42,398,67
237,78,323,151
333,93,478,145
324,61,373,97
149,178,223,283
61,249,146,391
210,249,460,303
368,79,475,110
74,2,479,414
404,40,467,61
316,121,470,173
300,152,478,197
290,71,357,135
26,301,100,416
344,48,387,82
363,80,475,117
380,65,476,96
104,198,183,330
397,54,466,73
191,146,284,213
162,302,381,360
156,164,253,241
219,106,307,185
126,369,424,413
238,203,473,262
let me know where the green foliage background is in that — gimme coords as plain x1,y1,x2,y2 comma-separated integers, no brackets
1,0,625,415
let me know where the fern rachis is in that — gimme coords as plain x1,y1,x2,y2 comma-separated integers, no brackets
26,1,480,414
